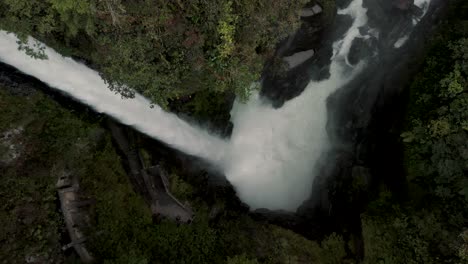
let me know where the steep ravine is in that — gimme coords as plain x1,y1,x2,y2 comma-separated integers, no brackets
253,0,449,239
298,0,449,237
0,0,449,247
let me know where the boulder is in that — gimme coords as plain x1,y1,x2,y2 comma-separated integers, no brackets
283,49,315,69
300,4,323,17
348,37,377,66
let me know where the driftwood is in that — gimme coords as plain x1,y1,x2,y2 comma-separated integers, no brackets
56,173,94,263
107,120,194,223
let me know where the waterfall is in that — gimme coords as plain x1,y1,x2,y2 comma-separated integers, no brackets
0,32,227,164
0,0,432,211
224,0,368,210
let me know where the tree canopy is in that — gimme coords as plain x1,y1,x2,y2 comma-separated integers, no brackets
0,0,308,107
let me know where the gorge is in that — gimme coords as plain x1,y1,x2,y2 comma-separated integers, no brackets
1,0,466,263
0,0,432,211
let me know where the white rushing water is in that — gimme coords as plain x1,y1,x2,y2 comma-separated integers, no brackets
0,0,431,211
0,32,227,164
223,0,368,210
413,0,432,24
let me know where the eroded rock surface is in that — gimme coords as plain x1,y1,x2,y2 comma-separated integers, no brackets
0,127,24,165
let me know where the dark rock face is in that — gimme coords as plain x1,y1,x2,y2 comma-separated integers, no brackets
0,0,449,242
254,0,448,239
299,0,448,235
347,37,377,66
395,0,415,10
0,63,38,96
260,3,334,107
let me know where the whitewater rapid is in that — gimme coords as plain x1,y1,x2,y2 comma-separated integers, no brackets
0,0,432,211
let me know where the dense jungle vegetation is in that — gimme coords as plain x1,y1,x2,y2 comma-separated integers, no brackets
0,86,348,263
359,2,468,263
0,0,467,263
0,0,314,106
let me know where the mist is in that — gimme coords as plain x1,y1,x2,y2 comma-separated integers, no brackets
0,0,432,212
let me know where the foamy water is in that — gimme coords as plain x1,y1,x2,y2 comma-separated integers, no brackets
224,0,368,210
0,32,227,164
0,0,431,211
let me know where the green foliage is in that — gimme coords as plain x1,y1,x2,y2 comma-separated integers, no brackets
17,39,48,60
319,233,347,264
217,1,238,59
402,36,468,204
2,82,353,263
362,207,466,264
0,0,308,107
168,173,194,201
0,85,223,263
227,254,260,264
368,5,468,263
316,0,337,23
0,88,87,263
47,0,95,36
459,230,468,261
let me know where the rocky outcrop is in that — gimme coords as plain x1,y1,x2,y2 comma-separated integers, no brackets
261,1,332,107
251,0,449,240
0,63,37,97
300,4,323,18
283,49,315,69
299,0,448,234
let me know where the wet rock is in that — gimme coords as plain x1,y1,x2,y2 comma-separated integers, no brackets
394,0,414,10
295,0,447,239
336,0,354,9
283,49,315,69
260,1,329,107
300,4,323,18
348,37,377,65
0,64,37,96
